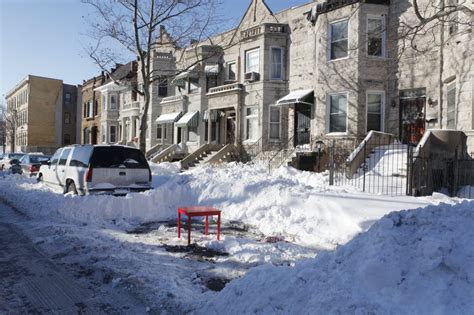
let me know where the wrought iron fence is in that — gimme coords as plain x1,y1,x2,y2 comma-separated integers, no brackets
328,137,411,196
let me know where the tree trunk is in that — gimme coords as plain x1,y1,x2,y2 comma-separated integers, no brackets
139,87,151,153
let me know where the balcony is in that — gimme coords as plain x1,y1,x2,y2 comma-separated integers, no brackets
122,101,141,111
240,23,288,41
120,101,140,119
207,83,243,110
160,95,187,113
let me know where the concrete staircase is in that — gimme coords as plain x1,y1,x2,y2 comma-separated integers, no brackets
180,144,223,170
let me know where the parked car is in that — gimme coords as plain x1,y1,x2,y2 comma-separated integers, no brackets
0,153,25,170
10,159,22,174
38,145,152,196
17,154,51,177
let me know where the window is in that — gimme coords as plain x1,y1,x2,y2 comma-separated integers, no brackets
245,48,260,73
70,146,93,167
101,125,106,143
367,92,384,132
270,47,283,80
110,95,117,110
330,20,348,60
110,125,117,143
449,0,459,35
157,125,162,139
94,100,98,116
367,17,385,57
88,101,94,118
188,126,198,142
188,77,199,93
228,62,236,81
64,112,71,124
328,93,348,133
158,81,168,97
50,149,62,165
65,92,72,104
89,147,148,169
245,106,259,141
83,128,90,144
83,103,87,118
447,83,456,128
58,148,71,166
207,76,218,92
269,106,281,141
102,95,107,110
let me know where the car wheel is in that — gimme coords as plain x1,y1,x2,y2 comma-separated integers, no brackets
66,181,78,195
37,174,43,183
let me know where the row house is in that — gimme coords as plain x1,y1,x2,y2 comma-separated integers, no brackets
81,73,106,145
5,75,81,154
141,0,473,160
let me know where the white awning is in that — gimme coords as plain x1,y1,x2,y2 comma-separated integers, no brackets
171,65,199,85
205,64,219,76
276,89,314,106
175,111,199,128
155,112,182,124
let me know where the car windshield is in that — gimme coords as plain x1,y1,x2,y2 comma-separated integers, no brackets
30,155,50,164
90,147,148,169
10,154,24,160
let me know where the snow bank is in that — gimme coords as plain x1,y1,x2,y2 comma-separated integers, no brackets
0,163,434,248
200,201,474,314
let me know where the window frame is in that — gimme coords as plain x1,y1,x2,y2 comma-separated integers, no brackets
245,48,260,74
268,105,281,142
270,47,284,81
326,92,349,135
328,18,349,61
244,105,259,142
366,15,386,58
110,125,117,143
446,82,456,129
110,94,117,110
227,61,237,81
365,90,385,133
158,80,168,97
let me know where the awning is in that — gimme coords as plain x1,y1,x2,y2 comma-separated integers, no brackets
205,64,219,76
155,112,182,124
175,111,199,128
276,89,314,106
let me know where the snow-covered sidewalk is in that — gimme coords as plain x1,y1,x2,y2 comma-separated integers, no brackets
0,163,470,312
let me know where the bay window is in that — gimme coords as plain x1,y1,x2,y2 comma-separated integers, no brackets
270,47,283,80
367,17,385,57
330,20,348,60
269,106,281,141
366,92,384,132
245,106,259,141
245,48,260,73
447,83,456,128
328,93,348,133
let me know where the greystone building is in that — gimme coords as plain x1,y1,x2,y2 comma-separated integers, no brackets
132,0,473,163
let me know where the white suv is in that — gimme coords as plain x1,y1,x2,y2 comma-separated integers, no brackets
38,145,152,195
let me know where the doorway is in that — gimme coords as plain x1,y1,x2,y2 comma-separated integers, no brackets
226,111,236,145
294,104,311,147
400,96,426,144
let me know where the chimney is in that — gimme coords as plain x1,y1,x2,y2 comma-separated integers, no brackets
160,25,166,41
191,39,198,45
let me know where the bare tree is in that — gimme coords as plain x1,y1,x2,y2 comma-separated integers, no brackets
82,0,223,153
1,104,19,153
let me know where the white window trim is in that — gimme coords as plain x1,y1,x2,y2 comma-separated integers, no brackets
88,101,94,118
245,48,260,74
326,92,349,135
268,105,282,142
365,90,386,133
366,15,387,58
446,82,457,129
269,46,284,81
227,61,236,81
328,18,350,62
244,105,259,143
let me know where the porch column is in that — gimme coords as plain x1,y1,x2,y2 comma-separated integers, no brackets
235,105,241,146
208,110,212,144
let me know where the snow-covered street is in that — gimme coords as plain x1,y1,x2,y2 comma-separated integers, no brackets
0,163,472,313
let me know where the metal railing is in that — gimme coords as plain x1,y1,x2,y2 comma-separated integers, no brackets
240,137,263,163
267,135,296,173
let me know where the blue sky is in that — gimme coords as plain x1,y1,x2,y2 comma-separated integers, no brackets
0,0,310,99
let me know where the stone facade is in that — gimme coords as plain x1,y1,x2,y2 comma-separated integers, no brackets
5,75,80,154
80,73,105,145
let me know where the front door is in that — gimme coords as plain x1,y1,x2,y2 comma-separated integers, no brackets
226,115,236,145
295,104,311,147
400,97,426,144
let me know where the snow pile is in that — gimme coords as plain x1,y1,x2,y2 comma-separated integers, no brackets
0,163,434,248
199,201,474,314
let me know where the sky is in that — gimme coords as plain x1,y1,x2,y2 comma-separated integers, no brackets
0,0,311,100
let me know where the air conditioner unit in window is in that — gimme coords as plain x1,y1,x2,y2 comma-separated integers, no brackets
244,72,260,82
